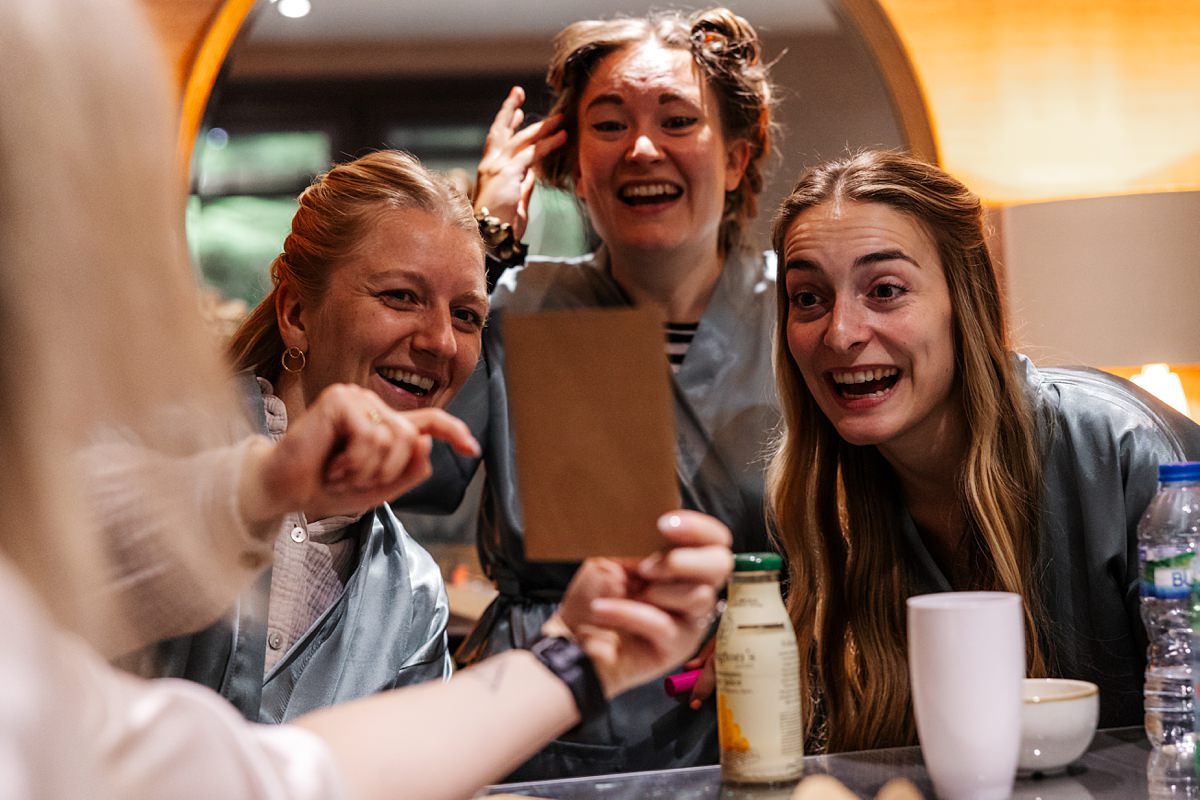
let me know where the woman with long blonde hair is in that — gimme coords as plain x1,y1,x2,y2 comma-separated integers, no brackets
767,150,1200,751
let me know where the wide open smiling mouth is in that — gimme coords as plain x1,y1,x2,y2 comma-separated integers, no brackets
829,367,900,399
378,367,438,397
619,182,682,206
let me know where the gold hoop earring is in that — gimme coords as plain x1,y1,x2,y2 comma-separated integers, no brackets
281,346,306,373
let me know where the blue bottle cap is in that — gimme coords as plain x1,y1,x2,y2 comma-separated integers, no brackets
1158,462,1200,482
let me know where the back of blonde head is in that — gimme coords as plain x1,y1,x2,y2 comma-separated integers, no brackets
0,0,249,648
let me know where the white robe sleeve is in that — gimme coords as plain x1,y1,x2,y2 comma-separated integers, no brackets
81,435,278,656
2,560,347,800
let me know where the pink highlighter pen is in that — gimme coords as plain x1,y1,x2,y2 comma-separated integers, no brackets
663,667,703,698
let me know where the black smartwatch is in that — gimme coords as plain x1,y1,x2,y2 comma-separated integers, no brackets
530,635,608,723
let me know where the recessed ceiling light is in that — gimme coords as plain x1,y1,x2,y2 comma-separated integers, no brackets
277,0,311,19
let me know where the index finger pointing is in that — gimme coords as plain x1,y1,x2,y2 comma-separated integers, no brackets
395,408,480,458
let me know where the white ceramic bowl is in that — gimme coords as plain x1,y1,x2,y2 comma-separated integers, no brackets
1018,678,1099,774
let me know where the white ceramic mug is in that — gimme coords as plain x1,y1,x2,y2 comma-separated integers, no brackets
908,591,1024,800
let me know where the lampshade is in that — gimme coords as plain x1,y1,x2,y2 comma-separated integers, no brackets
868,0,1200,205
998,191,1200,368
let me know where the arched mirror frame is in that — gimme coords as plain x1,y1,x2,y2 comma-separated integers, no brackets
147,0,937,175
136,0,256,168
152,0,1200,207
143,0,1200,428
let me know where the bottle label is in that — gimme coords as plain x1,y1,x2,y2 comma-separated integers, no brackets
1192,560,1200,741
716,630,804,783
1143,551,1195,600
716,579,804,785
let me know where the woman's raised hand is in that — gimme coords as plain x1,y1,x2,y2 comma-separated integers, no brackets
473,86,567,240
546,510,733,699
239,383,480,523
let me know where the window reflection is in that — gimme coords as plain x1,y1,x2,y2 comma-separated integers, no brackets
189,130,331,305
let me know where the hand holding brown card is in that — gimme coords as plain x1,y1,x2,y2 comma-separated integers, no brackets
504,307,679,561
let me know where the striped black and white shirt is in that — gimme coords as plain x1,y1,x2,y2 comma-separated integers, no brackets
665,321,699,373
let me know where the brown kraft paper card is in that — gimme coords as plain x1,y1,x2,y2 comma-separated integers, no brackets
504,306,679,561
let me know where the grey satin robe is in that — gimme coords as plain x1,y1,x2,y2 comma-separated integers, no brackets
157,374,451,723
401,246,780,780
903,355,1200,727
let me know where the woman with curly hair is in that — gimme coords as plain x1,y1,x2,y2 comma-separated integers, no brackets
405,7,780,780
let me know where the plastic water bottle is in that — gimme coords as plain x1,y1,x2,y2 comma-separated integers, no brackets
1139,461,1200,750
1147,746,1200,799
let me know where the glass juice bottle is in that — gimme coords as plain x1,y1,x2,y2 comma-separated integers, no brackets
715,552,804,784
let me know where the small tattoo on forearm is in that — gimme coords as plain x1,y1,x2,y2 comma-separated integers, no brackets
462,657,508,693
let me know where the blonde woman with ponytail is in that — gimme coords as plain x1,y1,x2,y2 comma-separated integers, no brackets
767,150,1200,752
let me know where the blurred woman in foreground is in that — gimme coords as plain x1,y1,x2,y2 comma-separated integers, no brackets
767,150,1200,751
0,1,731,797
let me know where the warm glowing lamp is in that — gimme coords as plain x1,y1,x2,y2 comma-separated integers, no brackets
860,0,1200,205
851,3,1200,424
1131,364,1191,418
